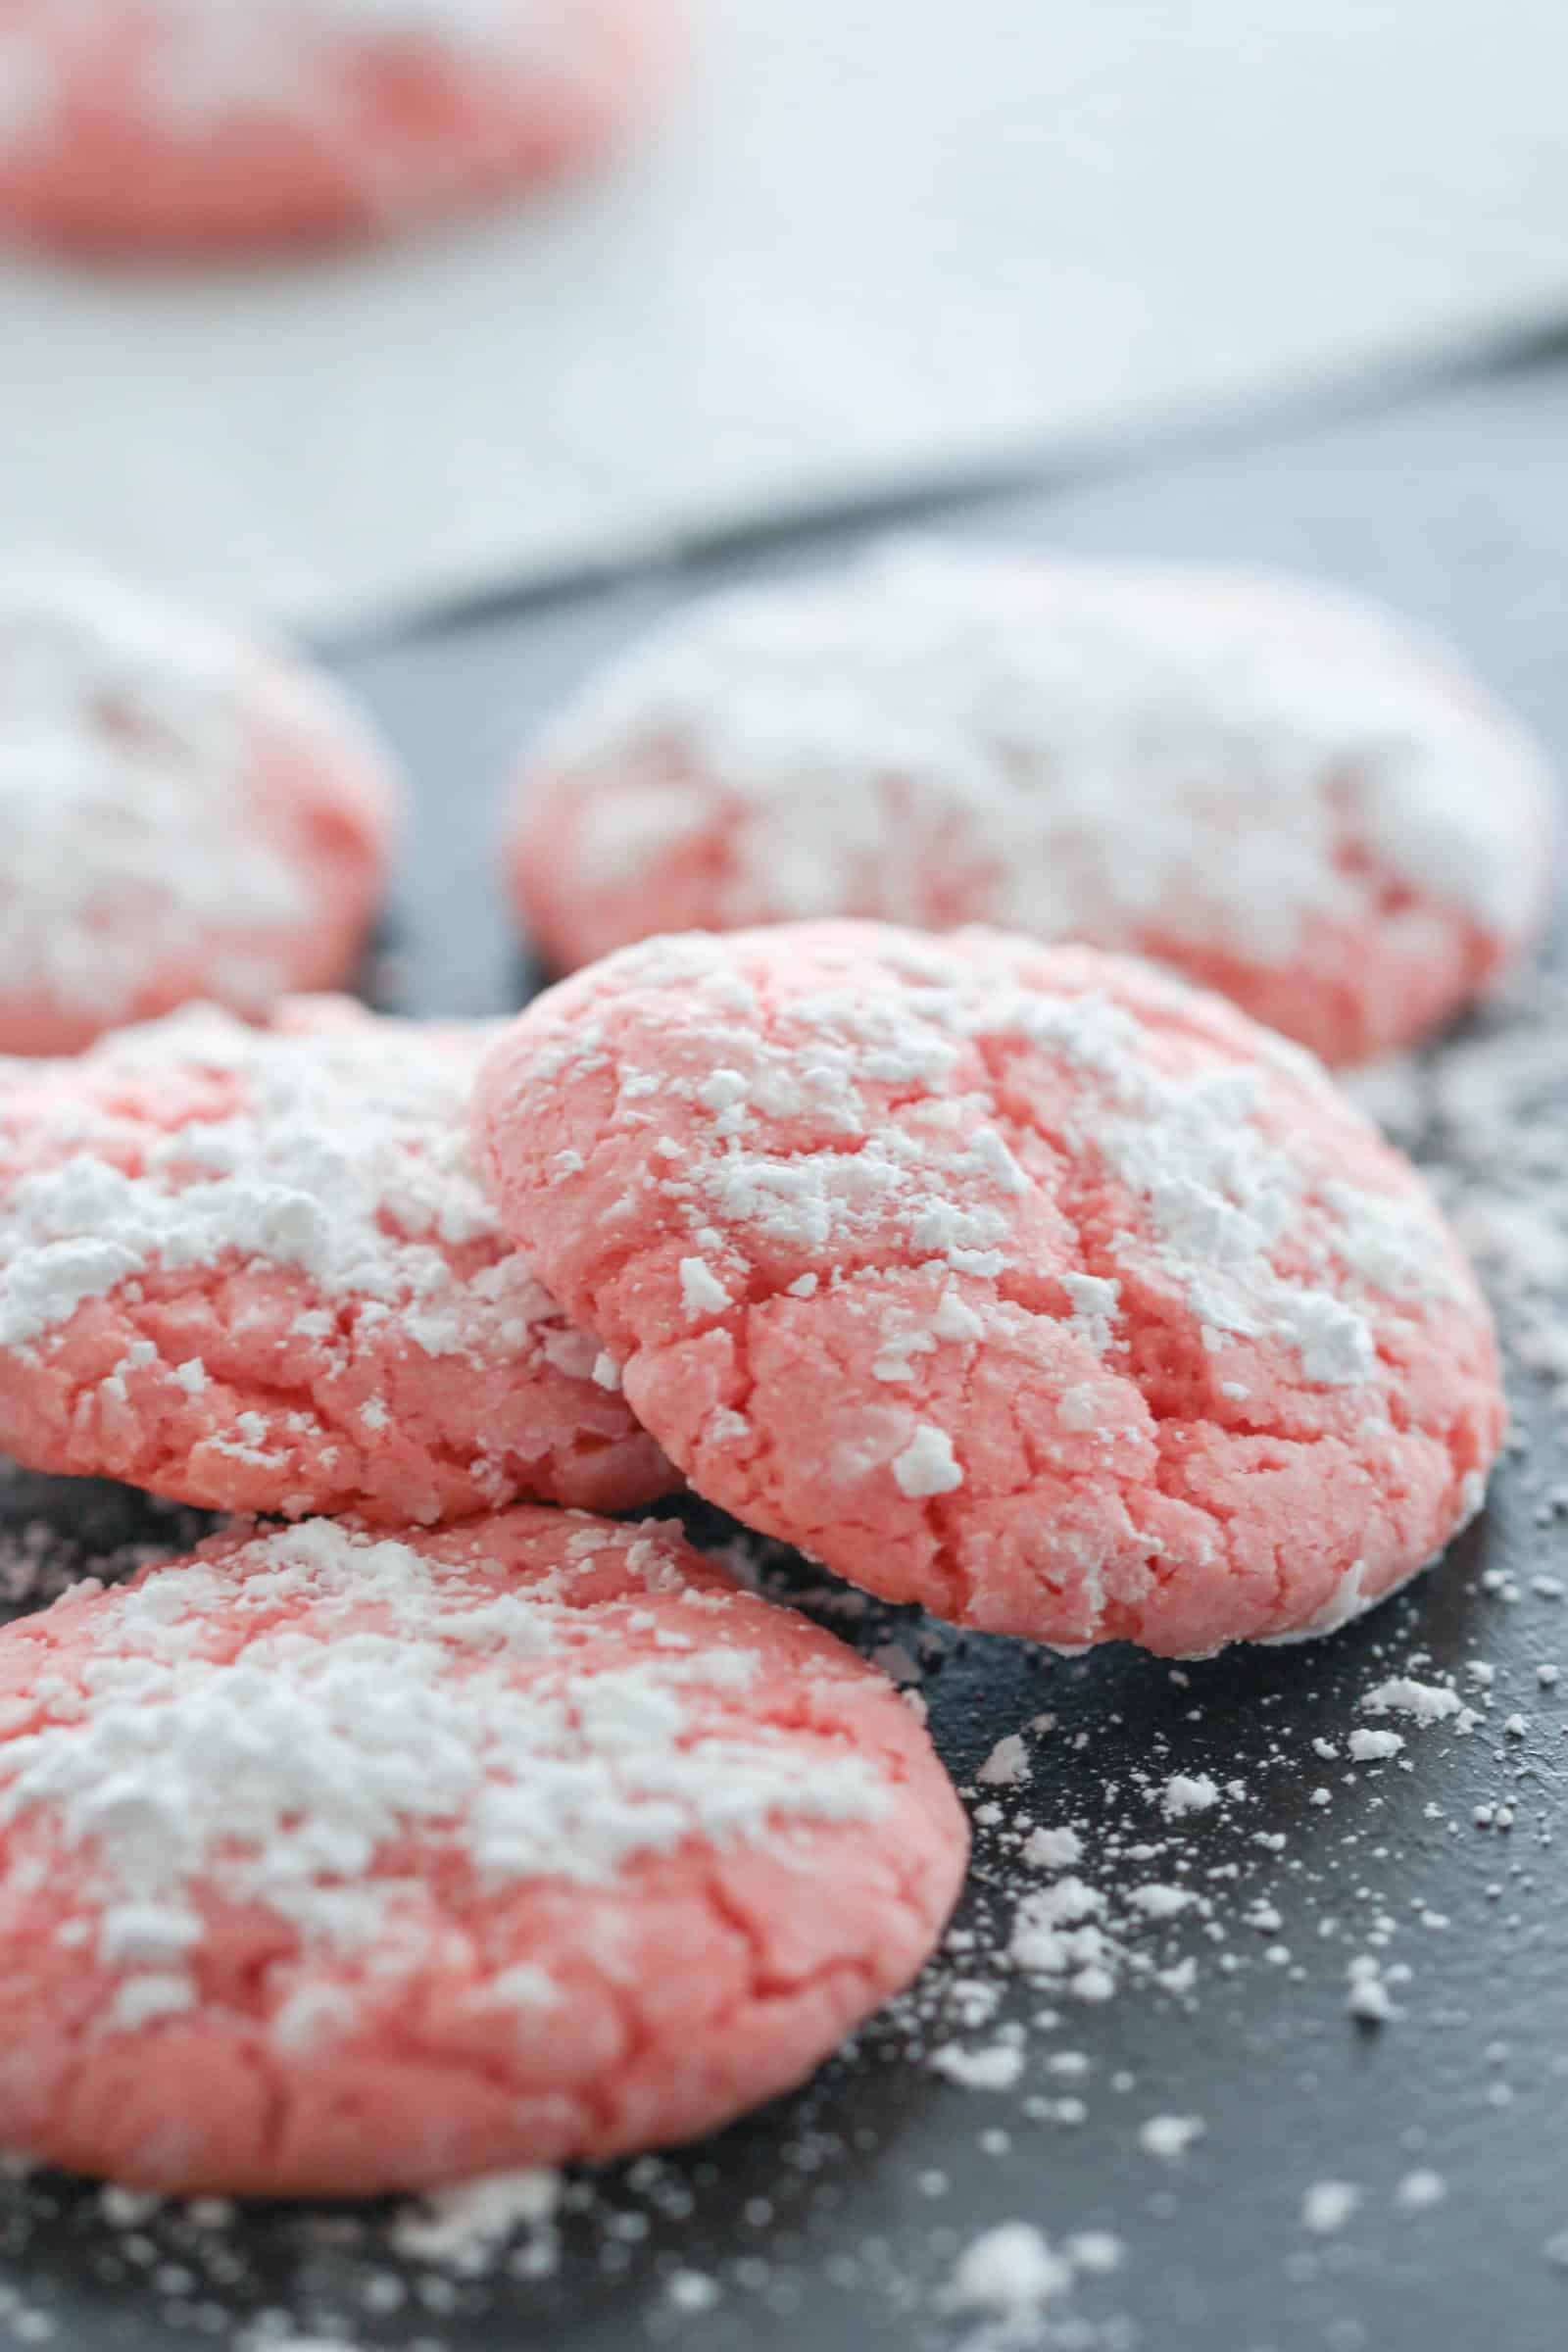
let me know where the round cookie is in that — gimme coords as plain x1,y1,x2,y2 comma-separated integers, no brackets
475,922,1505,1656
0,996,672,1523
0,0,668,252
0,1509,968,2194
0,566,400,1056
507,546,1555,1065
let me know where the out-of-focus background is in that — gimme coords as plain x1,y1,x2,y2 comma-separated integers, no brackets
8,0,1568,631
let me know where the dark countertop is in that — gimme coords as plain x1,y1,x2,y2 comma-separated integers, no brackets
3,346,1567,2352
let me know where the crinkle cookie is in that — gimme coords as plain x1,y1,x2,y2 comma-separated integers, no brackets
0,566,400,1056
0,0,669,251
0,997,672,1523
475,922,1505,1655
506,546,1554,1064
0,1510,967,2193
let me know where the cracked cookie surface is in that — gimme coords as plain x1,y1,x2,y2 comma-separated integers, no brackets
0,1508,966,2194
0,997,672,1524
475,922,1504,1653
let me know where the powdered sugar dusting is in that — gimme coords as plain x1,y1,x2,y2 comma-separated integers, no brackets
0,1002,548,1353
0,569,317,1022
0,999,671,1522
525,545,1550,1056
485,922,1499,1649
0,1517,895,2036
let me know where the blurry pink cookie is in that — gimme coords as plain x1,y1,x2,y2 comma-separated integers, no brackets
0,997,671,1522
0,567,400,1056
0,0,669,252
507,546,1555,1065
475,922,1504,1656
0,1509,967,2194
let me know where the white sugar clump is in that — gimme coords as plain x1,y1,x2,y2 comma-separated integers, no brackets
1347,1727,1405,1762
1138,2114,1205,2162
0,1521,891,2035
392,2167,563,2275
540,543,1546,956
0,569,311,1019
943,2222,1072,2317
1160,1772,1219,1820
1359,1677,1461,1724
1300,2180,1360,2234
0,1004,558,1362
1022,1825,1082,1870
678,1254,730,1317
976,1733,1031,1788
892,1423,963,1498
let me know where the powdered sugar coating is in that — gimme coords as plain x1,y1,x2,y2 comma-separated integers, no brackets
0,0,669,250
0,567,399,1055
475,922,1504,1654
0,1509,967,2193
509,547,1555,1064
0,997,671,1522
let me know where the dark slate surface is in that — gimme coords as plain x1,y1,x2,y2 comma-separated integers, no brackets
2,347,1567,2352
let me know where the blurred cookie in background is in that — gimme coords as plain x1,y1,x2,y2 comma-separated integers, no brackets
0,564,401,1054
504,544,1555,1065
0,0,673,252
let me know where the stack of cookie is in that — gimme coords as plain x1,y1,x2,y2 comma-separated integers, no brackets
0,553,1543,2197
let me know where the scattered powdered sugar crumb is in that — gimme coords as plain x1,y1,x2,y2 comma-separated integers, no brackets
1022,1825,1083,1871
929,2040,1026,2092
976,1733,1031,1788
892,1423,964,1498
943,2222,1072,2317
1138,2115,1205,2163
1064,2230,1124,2276
392,2169,563,2276
1396,2169,1447,2213
1347,1727,1405,1762
249,2340,362,2352
1358,1677,1460,1724
664,2268,722,2312
1300,2180,1360,2235
1160,1772,1219,1819
1346,1955,1400,2025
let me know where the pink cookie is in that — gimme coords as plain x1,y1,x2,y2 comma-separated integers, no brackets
0,997,672,1523
0,0,668,252
0,1509,968,2194
506,546,1555,1065
0,567,400,1056
475,923,1505,1656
